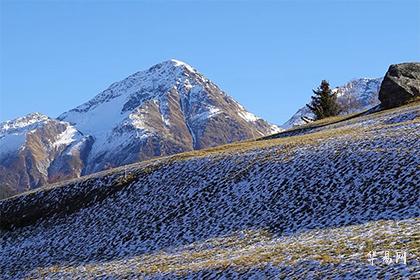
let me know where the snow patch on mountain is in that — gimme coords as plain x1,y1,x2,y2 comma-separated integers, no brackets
192,106,222,122
238,109,259,122
52,125,79,149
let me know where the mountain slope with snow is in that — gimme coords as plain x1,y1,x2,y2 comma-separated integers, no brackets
0,113,93,198
1,102,419,279
283,77,383,129
58,59,281,174
0,60,281,198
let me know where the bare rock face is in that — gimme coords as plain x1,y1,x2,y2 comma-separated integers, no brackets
379,63,420,108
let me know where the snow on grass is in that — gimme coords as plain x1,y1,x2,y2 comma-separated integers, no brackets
26,218,419,279
0,103,419,279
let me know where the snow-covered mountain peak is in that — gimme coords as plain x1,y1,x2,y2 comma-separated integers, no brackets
146,59,196,72
55,60,281,174
334,77,382,98
168,59,197,72
0,112,50,135
59,60,207,118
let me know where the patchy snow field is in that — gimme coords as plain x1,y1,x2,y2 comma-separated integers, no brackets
1,103,419,279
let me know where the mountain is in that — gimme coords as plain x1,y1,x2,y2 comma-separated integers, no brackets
0,113,93,198
0,60,281,198
58,59,281,174
282,77,383,129
1,101,418,279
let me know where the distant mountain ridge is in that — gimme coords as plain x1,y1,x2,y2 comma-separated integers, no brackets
282,77,383,128
0,59,281,198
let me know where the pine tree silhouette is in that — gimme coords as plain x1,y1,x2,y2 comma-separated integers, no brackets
307,80,340,120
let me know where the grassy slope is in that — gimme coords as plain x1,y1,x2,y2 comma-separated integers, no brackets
0,102,419,279
33,218,420,279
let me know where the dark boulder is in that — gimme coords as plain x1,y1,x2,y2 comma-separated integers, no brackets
378,63,420,108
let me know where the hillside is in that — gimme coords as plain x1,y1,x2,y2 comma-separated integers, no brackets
0,59,280,199
1,101,419,279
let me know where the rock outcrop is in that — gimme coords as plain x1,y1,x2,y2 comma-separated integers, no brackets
378,63,420,108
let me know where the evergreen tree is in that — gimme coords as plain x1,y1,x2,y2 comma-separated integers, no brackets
306,80,340,120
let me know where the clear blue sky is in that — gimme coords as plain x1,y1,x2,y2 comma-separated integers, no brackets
1,0,419,125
